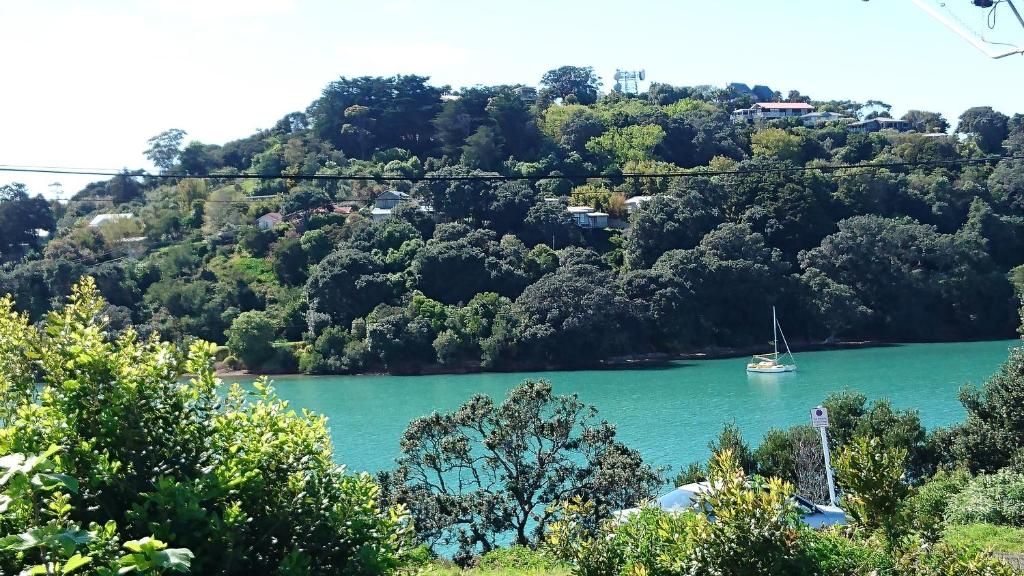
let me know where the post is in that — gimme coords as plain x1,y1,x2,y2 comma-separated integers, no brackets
818,425,838,506
810,406,838,507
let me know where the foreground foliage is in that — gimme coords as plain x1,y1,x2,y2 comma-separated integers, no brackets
0,278,411,575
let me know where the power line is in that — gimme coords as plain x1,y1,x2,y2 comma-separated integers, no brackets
0,153,1018,186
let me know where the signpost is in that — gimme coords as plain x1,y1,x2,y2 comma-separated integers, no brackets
811,406,838,506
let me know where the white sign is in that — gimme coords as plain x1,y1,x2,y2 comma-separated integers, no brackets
810,406,830,428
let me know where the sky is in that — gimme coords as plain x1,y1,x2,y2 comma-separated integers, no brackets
2,0,1023,198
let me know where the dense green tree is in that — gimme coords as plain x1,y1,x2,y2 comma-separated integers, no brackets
513,262,640,364
623,182,725,268
305,248,396,334
461,125,504,170
379,380,660,563
0,183,55,260
282,185,332,215
432,86,496,157
144,128,186,173
800,215,1016,340
954,347,1024,472
307,75,444,156
226,309,278,369
901,110,950,133
539,65,602,105
958,106,1010,154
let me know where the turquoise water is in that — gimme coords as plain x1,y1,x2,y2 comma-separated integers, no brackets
244,340,1022,476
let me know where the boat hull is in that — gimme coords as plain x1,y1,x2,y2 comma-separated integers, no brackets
746,364,797,373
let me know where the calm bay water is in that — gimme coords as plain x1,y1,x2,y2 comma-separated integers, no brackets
242,340,1022,476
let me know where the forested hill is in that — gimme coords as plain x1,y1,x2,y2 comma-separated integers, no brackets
2,67,1023,374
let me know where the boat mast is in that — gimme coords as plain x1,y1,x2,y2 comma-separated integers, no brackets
772,306,778,359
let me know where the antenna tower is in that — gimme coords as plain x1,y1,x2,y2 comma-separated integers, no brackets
612,69,646,95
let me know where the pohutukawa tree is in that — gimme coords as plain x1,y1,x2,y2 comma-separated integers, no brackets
378,380,661,564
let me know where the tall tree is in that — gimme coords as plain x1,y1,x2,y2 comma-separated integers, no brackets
144,128,187,173
958,106,1010,154
901,110,950,133
380,380,660,563
539,65,602,105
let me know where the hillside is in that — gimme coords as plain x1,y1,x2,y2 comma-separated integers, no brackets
1,67,1023,375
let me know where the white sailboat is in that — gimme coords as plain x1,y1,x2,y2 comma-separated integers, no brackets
746,306,797,373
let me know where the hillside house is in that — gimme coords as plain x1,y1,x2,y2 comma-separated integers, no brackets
625,195,653,214
848,117,913,133
800,112,850,127
256,212,283,230
567,206,609,229
732,102,815,122
88,213,135,228
374,190,410,210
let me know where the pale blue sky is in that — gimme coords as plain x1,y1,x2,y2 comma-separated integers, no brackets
1,0,1022,197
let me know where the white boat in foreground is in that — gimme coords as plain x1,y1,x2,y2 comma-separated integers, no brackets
746,306,797,373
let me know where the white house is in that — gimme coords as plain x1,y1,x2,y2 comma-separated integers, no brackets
732,102,815,122
256,212,283,230
88,213,134,228
624,195,653,214
800,112,850,127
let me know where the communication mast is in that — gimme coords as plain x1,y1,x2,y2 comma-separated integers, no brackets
612,69,646,95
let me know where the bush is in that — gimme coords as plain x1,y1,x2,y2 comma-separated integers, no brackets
945,469,1024,527
892,541,1015,576
834,436,911,545
0,278,412,575
548,450,802,576
476,546,563,571
906,469,972,541
796,528,891,576
226,309,278,369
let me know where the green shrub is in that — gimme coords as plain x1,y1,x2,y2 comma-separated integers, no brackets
477,546,563,571
0,278,413,575
796,528,891,576
906,469,972,540
946,469,1024,527
834,436,911,545
548,450,801,576
226,309,279,369
893,541,1015,576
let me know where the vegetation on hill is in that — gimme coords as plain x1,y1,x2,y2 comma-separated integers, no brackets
2,68,1023,374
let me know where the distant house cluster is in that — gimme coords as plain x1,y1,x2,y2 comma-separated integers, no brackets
731,100,917,134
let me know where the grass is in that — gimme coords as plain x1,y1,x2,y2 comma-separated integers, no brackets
945,523,1024,554
417,566,570,576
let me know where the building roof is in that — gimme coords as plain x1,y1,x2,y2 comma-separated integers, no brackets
377,190,410,200
567,206,595,213
371,207,392,216
257,212,283,221
88,213,134,227
753,102,814,110
587,212,609,217
625,195,653,204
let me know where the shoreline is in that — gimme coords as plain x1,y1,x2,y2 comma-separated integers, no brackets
216,338,1009,379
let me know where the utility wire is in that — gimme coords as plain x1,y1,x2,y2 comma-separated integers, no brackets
0,153,1017,186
